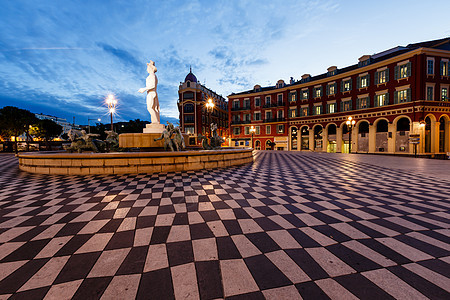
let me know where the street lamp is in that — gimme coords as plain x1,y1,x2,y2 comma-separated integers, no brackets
250,125,256,148
88,117,101,134
106,95,117,132
346,116,356,153
206,98,215,136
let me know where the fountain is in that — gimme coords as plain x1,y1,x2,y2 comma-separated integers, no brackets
17,60,253,175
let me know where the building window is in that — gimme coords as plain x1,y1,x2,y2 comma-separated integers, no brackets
395,62,411,79
357,75,369,89
375,93,389,107
375,69,389,84
442,88,448,101
341,100,352,111
277,94,283,104
277,110,283,119
255,97,261,107
427,60,434,75
244,114,251,122
313,105,322,115
265,111,273,121
289,108,297,118
244,99,250,109
441,61,449,76
185,126,194,134
341,79,352,92
277,124,284,134
233,100,240,109
326,83,336,95
266,125,271,134
184,104,194,113
254,112,261,121
395,89,411,103
301,90,309,100
255,126,260,135
289,91,297,102
233,127,240,135
314,87,322,98
426,86,434,100
265,96,271,106
327,103,336,114
356,97,369,109
184,115,194,123
301,107,309,116
245,126,250,135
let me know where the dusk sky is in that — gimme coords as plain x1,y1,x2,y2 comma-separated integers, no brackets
1,0,449,125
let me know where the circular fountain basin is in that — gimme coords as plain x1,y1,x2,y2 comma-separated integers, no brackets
18,148,254,175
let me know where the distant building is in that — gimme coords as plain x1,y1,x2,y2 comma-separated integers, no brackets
178,68,229,146
228,37,450,156
35,113,75,135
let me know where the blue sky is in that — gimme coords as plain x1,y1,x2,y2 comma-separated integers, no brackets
1,0,449,125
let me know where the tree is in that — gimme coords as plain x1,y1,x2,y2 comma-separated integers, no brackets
0,106,38,153
31,119,63,151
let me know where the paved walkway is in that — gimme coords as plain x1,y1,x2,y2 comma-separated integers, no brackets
0,152,449,299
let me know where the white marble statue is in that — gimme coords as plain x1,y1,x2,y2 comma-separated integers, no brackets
138,60,160,124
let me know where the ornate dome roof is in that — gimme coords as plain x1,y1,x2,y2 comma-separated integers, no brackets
184,67,198,83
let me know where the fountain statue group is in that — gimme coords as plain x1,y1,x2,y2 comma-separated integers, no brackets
198,123,225,150
154,122,186,151
65,130,120,153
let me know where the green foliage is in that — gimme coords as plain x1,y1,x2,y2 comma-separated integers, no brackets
31,119,63,141
0,106,37,140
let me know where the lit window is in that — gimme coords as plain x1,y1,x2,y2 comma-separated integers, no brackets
442,88,448,101
441,61,449,76
277,124,284,134
314,87,322,98
375,69,388,84
185,126,194,134
289,108,297,118
341,100,352,111
395,62,411,79
301,90,309,100
314,105,322,115
375,94,389,107
301,107,309,116
289,92,297,102
357,97,369,109
427,60,434,75
327,103,336,113
358,75,369,88
396,89,410,103
426,86,434,100
342,79,352,92
327,83,336,95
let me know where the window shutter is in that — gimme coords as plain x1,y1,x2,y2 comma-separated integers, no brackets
385,93,390,105
374,96,378,107
367,96,371,108
340,81,343,93
374,71,379,84
349,79,352,91
394,91,398,104
407,88,411,101
349,100,353,110
386,69,389,82
334,83,337,93
356,99,360,110
407,62,411,77
395,66,399,80
356,77,360,89
367,74,370,86
440,61,444,75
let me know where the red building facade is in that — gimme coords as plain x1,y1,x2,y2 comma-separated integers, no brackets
178,69,229,146
228,38,450,156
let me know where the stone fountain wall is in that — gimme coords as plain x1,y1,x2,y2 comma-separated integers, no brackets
18,148,254,175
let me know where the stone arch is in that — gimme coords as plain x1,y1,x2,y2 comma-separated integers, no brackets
300,125,310,150
438,115,449,153
357,120,370,153
254,140,261,150
289,126,298,151
326,123,337,153
265,139,274,150
374,118,389,152
394,117,411,153
313,124,323,150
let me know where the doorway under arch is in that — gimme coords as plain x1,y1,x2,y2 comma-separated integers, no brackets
314,125,323,150
300,126,309,150
396,117,410,152
375,119,389,152
358,121,370,152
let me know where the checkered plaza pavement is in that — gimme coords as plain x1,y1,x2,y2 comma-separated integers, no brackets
0,151,449,299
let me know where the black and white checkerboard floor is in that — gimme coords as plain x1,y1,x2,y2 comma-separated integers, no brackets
0,151,449,299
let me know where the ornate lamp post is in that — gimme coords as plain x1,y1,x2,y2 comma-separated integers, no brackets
88,117,101,134
206,98,215,136
106,95,117,132
250,125,256,148
346,116,356,153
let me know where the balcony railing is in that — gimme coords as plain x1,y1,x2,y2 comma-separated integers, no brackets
231,106,251,111
231,120,252,125
263,117,286,123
